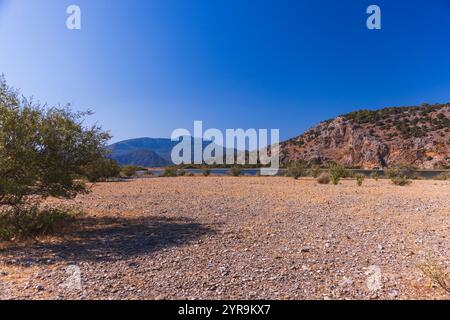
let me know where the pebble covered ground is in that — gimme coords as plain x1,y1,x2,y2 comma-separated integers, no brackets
0,177,449,300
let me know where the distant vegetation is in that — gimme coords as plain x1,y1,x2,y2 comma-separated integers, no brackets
342,104,450,139
160,167,178,177
355,174,365,186
229,167,242,177
121,165,140,177
286,161,306,180
83,158,121,182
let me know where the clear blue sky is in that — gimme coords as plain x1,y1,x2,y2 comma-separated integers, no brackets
1,0,450,143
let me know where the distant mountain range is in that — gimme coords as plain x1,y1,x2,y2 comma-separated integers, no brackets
108,137,231,167
109,104,450,169
108,138,176,166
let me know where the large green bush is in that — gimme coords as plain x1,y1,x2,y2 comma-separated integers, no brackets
0,77,110,207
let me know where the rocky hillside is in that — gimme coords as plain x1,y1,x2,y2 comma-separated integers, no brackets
281,104,450,169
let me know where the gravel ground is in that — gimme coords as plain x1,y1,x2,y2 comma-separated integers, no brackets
0,177,449,300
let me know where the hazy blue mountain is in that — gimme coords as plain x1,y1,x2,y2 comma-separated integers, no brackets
108,138,177,163
108,137,235,167
111,149,170,167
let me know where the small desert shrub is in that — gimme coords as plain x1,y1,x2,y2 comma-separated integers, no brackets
355,174,365,186
202,168,211,177
317,172,330,185
435,172,449,181
370,172,379,181
161,168,178,177
177,170,187,176
311,165,320,178
391,176,412,186
287,161,306,180
0,205,78,241
185,172,195,177
121,165,139,177
418,255,450,294
385,164,417,180
329,165,346,185
229,167,242,177
82,158,121,182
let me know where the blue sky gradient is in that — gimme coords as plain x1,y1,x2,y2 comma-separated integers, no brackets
1,0,450,142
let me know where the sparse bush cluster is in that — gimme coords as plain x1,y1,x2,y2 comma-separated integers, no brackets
343,104,449,139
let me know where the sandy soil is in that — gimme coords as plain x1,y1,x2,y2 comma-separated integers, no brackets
0,177,449,300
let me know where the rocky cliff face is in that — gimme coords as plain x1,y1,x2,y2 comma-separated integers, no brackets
281,104,450,169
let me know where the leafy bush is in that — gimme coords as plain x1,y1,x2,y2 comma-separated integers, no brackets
229,167,242,177
0,205,78,241
121,165,139,177
317,172,330,185
391,176,412,186
311,165,320,178
385,164,417,180
370,172,379,181
0,77,110,208
355,174,365,186
160,168,178,177
177,170,187,176
202,168,211,177
418,255,450,294
82,158,121,182
287,161,306,180
329,164,346,185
